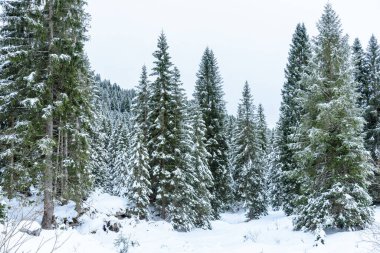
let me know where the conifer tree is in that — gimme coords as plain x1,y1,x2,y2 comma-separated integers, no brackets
352,38,370,108
126,66,152,219
364,35,380,164
352,38,380,203
233,82,267,219
147,33,180,220
0,0,93,228
190,103,214,229
127,128,152,219
0,0,41,198
277,23,311,215
41,0,93,225
294,4,374,232
194,48,233,217
169,68,197,231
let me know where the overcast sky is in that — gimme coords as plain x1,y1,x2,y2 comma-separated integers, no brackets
85,0,380,128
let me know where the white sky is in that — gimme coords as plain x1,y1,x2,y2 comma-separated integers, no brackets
85,0,380,128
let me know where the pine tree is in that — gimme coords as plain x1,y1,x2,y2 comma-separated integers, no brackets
169,68,197,231
194,48,233,217
352,38,380,203
364,35,380,164
352,38,370,108
147,33,179,220
277,23,311,215
127,66,152,219
0,0,93,228
233,82,267,219
0,0,41,198
190,103,214,229
127,127,152,219
293,4,374,232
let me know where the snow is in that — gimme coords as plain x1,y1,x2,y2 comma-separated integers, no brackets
3,192,380,253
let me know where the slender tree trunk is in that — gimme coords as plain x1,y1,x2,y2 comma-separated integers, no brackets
74,118,82,214
63,131,68,199
7,117,15,199
41,116,54,229
41,0,55,230
54,125,60,198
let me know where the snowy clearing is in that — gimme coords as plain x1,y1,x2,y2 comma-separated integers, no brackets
2,192,379,253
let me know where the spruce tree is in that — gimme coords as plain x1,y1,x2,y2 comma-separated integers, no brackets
125,66,152,219
0,0,41,198
0,0,93,228
190,103,214,229
233,82,267,219
169,67,197,231
194,48,233,217
147,33,182,221
277,23,311,215
364,35,380,164
293,4,374,232
352,38,370,108
127,128,152,219
352,38,380,203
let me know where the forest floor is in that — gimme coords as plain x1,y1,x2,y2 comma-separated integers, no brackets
3,191,380,253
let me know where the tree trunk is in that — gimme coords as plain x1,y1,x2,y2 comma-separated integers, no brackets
7,117,15,199
41,117,54,229
54,125,60,198
41,0,55,230
63,131,68,199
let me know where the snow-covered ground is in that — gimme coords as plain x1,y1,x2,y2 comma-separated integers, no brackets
3,192,379,253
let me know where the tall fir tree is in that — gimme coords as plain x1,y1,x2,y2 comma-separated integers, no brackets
293,4,374,233
169,67,198,231
194,48,233,217
277,23,311,215
352,38,370,109
0,0,42,198
352,38,380,203
147,33,197,227
364,35,380,164
40,0,93,227
148,32,175,220
0,0,93,228
126,66,152,219
189,103,214,229
233,82,267,219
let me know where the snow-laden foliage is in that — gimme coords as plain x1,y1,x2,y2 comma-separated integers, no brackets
276,23,311,215
89,75,135,194
194,48,233,217
232,82,267,219
293,4,374,232
125,66,152,220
